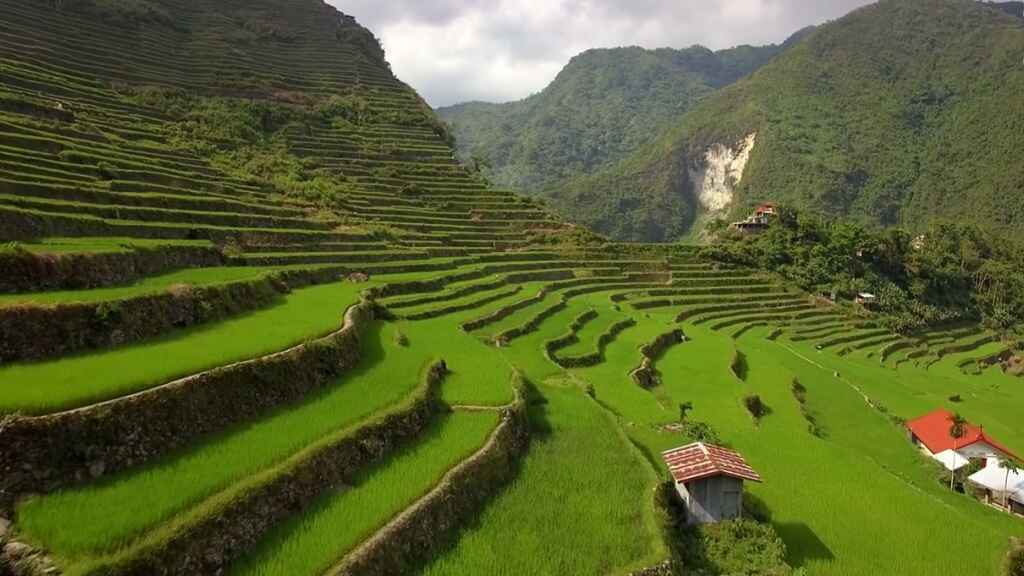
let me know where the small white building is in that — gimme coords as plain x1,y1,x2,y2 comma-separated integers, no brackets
855,292,878,306
662,442,762,524
907,409,1024,516
969,457,1024,516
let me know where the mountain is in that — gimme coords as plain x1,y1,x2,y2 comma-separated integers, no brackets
1,2,1024,576
436,34,809,194
553,0,1024,242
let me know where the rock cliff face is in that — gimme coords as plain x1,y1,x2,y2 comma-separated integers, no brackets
689,133,757,217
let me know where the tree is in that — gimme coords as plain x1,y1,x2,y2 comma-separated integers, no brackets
678,401,694,423
948,412,968,490
1000,458,1021,512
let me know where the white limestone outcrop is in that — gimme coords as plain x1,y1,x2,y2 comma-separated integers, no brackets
689,133,757,216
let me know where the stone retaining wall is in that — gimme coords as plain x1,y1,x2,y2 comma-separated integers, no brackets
330,389,529,576
631,329,685,389
4,363,449,576
0,244,224,293
0,267,345,363
0,301,373,511
366,269,488,300
551,318,637,368
0,207,354,246
937,334,998,358
403,286,522,321
543,310,599,356
461,289,547,332
497,300,567,343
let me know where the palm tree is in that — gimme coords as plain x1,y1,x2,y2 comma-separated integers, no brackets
678,401,694,423
1000,458,1021,512
948,412,968,490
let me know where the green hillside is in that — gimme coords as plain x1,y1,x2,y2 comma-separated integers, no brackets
556,0,1024,242
0,2,1022,576
436,35,806,193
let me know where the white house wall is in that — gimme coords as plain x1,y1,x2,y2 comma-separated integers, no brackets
956,441,1005,460
928,442,1010,471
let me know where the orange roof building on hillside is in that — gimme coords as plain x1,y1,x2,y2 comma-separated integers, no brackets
906,409,1020,468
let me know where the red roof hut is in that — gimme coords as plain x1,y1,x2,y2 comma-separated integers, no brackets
662,442,762,524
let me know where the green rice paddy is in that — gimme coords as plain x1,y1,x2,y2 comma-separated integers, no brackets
14,237,214,255
8,251,1023,576
422,386,665,576
15,321,433,564
230,410,500,576
0,266,288,307
0,280,369,414
4,3,1023,573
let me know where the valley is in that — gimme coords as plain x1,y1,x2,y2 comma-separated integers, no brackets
0,1,1022,575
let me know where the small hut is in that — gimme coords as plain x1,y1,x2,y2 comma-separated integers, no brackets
855,292,877,306
728,202,778,234
662,442,762,524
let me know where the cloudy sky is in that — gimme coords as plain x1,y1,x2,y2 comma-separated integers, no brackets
331,0,875,108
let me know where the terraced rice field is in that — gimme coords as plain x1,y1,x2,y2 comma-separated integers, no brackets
0,1,1022,576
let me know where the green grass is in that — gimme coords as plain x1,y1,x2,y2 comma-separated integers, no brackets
4,244,1024,576
400,320,516,407
565,311,1024,576
0,266,289,307
0,280,369,414
555,309,625,356
742,330,1024,575
14,321,435,563
786,335,1024,455
15,237,214,254
229,410,499,576
422,385,665,576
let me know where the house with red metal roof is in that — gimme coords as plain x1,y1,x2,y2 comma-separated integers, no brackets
905,408,1020,471
662,442,762,524
729,202,778,234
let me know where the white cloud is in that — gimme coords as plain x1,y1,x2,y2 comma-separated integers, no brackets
330,0,875,107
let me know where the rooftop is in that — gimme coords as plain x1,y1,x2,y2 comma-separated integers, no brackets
969,459,1024,504
662,442,762,484
906,409,1020,461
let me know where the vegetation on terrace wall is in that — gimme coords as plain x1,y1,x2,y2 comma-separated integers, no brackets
655,482,795,576
552,0,1024,241
59,0,179,29
677,519,795,576
701,206,1024,334
118,86,447,208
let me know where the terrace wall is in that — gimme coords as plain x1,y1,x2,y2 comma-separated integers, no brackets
104,363,450,576
0,299,374,511
544,310,600,356
0,207,342,246
2,363,451,576
0,244,225,293
551,319,638,368
631,329,685,389
0,268,345,363
331,391,529,576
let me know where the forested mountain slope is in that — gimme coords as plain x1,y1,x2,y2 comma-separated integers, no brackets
553,0,1024,242
436,34,808,193
1,1,1023,576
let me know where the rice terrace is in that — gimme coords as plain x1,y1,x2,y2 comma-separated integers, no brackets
1,1,1023,575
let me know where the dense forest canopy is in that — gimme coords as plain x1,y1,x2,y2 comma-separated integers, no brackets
545,0,1024,242
702,206,1024,335
436,35,806,194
